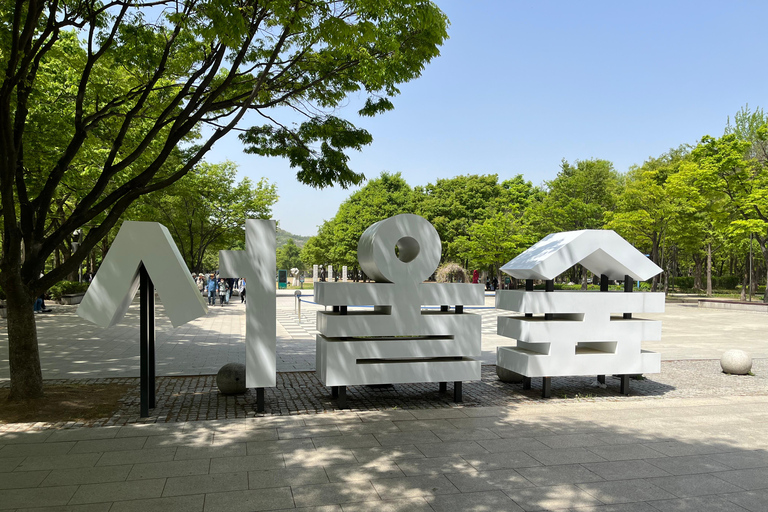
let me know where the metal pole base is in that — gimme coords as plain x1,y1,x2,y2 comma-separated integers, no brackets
620,375,630,396
439,382,447,393
523,377,532,390
597,375,606,385
256,388,265,413
338,386,347,409
453,381,462,403
542,377,551,398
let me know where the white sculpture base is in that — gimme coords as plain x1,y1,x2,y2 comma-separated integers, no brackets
495,290,663,396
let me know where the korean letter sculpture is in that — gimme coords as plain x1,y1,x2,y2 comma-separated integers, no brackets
77,221,208,417
315,214,484,408
495,230,664,398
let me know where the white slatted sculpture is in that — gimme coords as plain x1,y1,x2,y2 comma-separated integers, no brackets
315,214,484,407
496,230,664,398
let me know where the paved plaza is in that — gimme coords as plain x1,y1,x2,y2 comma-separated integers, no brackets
0,293,767,510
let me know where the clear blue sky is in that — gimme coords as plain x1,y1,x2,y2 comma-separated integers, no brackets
203,0,768,237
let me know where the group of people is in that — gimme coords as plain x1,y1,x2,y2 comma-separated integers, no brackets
194,273,246,307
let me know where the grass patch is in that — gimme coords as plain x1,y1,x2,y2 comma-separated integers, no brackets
0,383,130,424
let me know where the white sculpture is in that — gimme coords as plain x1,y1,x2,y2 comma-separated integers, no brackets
78,221,207,328
496,229,664,397
315,214,484,407
219,220,276,411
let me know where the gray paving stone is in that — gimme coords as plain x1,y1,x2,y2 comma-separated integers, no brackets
97,447,177,466
209,453,285,473
582,460,672,481
246,438,314,454
116,424,183,438
409,409,468,420
503,483,604,511
0,442,75,458
709,451,768,470
351,445,425,463
312,434,381,450
374,431,442,446
0,431,53,444
706,468,768,491
69,478,166,504
560,503,658,512
16,504,112,512
325,460,404,482
46,428,120,443
415,440,488,458
108,494,205,512
277,425,340,439
0,485,78,509
649,495,751,511
395,456,473,476
392,420,458,432
0,456,24,472
476,437,550,453
292,481,379,507
724,489,768,512
202,487,294,512
587,444,668,461
461,451,543,471
341,498,431,512
212,429,279,444
296,506,343,512
426,490,524,512
370,474,460,499
577,479,676,504
163,472,248,497
0,470,49,489
175,443,246,460
647,455,733,475
536,433,607,449
444,468,533,493
127,458,210,480
642,441,726,457
528,447,607,466
517,464,604,486
358,410,417,422
647,473,745,497
336,421,400,435
142,432,214,449
249,467,328,488
41,465,132,486
283,447,358,467
432,428,500,442
69,437,147,454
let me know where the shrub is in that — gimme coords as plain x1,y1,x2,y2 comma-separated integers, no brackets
48,281,89,300
435,263,468,283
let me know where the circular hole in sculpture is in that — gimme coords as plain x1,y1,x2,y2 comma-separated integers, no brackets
394,236,420,263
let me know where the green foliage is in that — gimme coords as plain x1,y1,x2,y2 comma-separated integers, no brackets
48,281,89,300
277,239,304,272
133,161,277,273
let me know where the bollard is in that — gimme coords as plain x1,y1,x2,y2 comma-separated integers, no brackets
294,290,302,322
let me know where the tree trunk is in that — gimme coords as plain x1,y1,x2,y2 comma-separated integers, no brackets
693,255,703,290
581,265,588,290
741,253,748,301
706,243,713,296
4,275,44,400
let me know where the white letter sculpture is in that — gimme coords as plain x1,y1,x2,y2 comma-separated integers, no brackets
219,219,276,412
315,214,484,408
77,221,208,416
495,229,664,398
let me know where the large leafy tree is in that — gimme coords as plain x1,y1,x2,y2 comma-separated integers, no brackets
0,0,449,399
133,161,277,274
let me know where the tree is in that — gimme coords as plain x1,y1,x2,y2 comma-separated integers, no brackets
134,161,277,274
276,239,303,273
0,0,449,399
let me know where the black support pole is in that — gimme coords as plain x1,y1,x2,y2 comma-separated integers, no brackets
542,377,551,398
139,264,156,418
600,274,609,292
338,386,347,409
256,388,265,413
453,381,462,403
624,275,633,319
620,375,630,396
439,382,447,393
525,279,533,317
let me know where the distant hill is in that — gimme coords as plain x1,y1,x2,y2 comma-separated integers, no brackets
276,227,311,248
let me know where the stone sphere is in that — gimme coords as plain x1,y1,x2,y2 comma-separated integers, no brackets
720,350,753,375
496,366,524,383
217,363,246,394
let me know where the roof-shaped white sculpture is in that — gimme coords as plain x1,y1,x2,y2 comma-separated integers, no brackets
78,221,208,328
500,229,662,281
